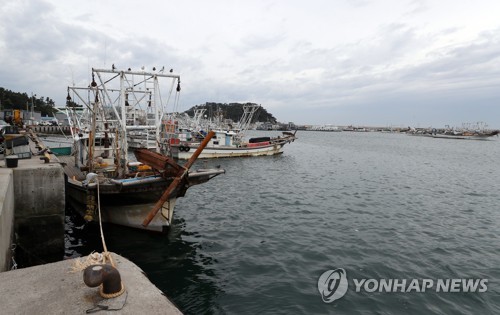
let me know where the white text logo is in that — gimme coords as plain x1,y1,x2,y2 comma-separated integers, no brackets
318,268,489,303
317,268,348,303
353,278,488,293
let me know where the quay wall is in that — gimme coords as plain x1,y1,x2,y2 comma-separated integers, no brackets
0,169,14,272
1,150,66,269
12,163,66,266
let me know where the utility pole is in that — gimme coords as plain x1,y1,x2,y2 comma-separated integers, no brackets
31,93,36,120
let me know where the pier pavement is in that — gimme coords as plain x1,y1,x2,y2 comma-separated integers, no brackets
0,252,182,314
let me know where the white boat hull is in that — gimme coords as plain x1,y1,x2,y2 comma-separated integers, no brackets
67,196,175,233
100,199,176,232
431,134,497,140
172,142,286,159
64,167,224,233
170,132,297,160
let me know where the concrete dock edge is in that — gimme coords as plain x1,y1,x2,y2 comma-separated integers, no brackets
0,252,183,314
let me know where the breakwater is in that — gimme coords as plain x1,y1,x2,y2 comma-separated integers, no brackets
31,125,71,135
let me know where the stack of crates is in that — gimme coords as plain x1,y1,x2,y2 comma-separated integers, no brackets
5,135,31,159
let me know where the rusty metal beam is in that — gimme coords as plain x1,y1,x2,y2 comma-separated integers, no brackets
141,131,215,227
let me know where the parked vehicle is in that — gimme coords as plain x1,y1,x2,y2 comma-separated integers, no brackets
39,118,59,126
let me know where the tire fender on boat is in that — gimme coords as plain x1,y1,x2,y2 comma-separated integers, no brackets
185,146,191,152
179,145,185,152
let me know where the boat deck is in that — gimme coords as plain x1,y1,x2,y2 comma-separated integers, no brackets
57,155,87,181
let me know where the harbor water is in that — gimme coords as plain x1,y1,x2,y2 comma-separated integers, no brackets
65,131,500,314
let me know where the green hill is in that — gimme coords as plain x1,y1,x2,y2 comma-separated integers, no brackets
0,87,59,116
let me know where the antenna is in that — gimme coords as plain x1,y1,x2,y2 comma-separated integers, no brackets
104,39,107,67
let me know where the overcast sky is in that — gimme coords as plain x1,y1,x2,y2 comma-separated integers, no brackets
1,0,500,127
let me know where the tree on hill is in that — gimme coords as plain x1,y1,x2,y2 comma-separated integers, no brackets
184,102,277,123
0,87,57,116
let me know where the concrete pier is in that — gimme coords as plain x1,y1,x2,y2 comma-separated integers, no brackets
0,131,65,270
10,156,66,266
0,152,65,271
0,252,183,314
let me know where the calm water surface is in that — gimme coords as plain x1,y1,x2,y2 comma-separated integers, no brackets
66,131,500,314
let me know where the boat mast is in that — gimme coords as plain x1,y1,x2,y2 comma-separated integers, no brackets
153,75,161,153
119,71,128,176
237,104,260,133
85,68,180,169
88,81,99,173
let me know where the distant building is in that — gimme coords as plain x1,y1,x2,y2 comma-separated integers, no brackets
257,122,273,130
55,112,70,126
2,109,42,125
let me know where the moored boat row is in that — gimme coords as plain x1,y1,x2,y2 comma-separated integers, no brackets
407,125,499,140
58,67,297,232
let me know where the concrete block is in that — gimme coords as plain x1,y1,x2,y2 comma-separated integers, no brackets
0,169,14,271
12,164,65,217
8,160,66,268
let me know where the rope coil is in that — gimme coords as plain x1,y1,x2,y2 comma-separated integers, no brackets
73,174,125,303
99,282,126,299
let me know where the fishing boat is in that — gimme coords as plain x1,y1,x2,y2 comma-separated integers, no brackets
408,123,499,141
167,104,297,159
39,136,73,156
49,145,72,155
430,129,499,140
63,67,224,232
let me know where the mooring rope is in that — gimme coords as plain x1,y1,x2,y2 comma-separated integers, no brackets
95,178,116,268
71,175,117,271
94,177,127,300
10,244,17,270
85,291,128,313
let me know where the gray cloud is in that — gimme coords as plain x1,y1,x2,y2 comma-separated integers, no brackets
1,0,499,128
